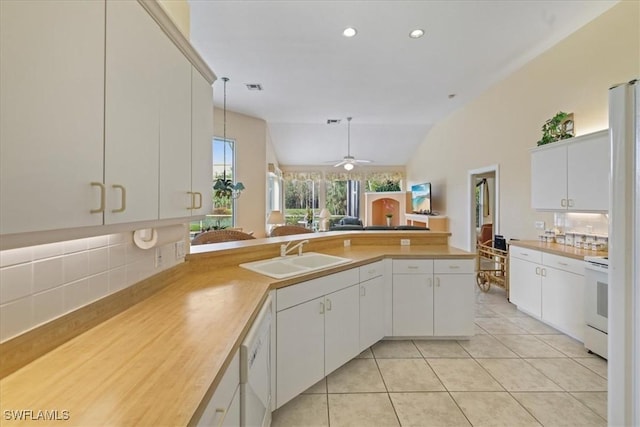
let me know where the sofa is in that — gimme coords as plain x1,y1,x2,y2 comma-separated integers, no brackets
329,216,364,231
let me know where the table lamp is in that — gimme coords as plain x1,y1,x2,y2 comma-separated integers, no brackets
267,210,285,235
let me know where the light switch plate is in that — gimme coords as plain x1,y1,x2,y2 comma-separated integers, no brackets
535,221,545,230
344,239,351,247
175,241,186,259
400,239,411,246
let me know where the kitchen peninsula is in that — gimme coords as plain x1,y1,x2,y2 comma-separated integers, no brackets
0,230,474,426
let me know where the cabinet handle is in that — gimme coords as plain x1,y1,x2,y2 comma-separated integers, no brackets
195,192,203,209
435,277,440,287
568,199,574,208
326,298,332,311
448,265,460,269
520,252,529,257
111,184,126,213
319,302,325,314
561,199,567,207
541,268,547,277
558,262,569,266
535,267,541,275
407,265,419,269
427,277,432,287
360,286,366,297
214,408,226,427
187,191,195,210
90,182,105,214
368,269,375,275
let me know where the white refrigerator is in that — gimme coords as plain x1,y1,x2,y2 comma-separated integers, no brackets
608,79,639,427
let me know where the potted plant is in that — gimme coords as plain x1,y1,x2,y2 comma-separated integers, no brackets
385,213,393,227
213,178,245,199
537,111,574,146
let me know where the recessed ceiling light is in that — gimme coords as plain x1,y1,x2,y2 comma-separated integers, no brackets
409,29,425,39
448,93,456,99
343,27,357,37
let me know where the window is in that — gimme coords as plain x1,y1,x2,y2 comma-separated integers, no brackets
326,180,360,219
366,177,401,192
190,138,236,235
284,179,319,226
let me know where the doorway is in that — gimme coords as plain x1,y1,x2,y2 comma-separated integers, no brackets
468,165,500,252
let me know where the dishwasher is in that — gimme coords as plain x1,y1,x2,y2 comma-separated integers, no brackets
240,294,272,427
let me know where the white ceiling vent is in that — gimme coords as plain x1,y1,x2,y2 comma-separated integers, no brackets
326,119,341,125
245,83,263,91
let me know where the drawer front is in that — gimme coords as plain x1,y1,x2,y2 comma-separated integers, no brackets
359,260,384,282
543,253,585,275
196,350,239,427
393,259,433,274
276,268,359,311
434,259,475,274
510,246,542,263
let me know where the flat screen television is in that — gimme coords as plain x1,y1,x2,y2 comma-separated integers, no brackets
411,182,432,214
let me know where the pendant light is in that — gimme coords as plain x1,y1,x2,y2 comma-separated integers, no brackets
213,77,245,199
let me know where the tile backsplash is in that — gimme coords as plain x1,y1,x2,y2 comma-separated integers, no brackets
0,231,185,343
553,212,609,236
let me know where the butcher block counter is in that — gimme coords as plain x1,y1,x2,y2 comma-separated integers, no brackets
509,240,608,260
0,231,473,426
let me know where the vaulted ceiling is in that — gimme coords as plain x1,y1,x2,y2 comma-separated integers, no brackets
189,0,617,166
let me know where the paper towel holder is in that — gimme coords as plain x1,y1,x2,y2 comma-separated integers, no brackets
133,228,158,249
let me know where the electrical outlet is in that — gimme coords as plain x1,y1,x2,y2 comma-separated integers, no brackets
155,248,163,268
535,221,545,230
400,239,411,246
175,241,186,260
344,239,351,247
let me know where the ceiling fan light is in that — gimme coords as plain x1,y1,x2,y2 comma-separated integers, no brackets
409,29,425,39
344,162,354,171
343,27,357,37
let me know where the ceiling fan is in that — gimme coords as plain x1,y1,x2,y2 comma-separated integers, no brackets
328,117,372,170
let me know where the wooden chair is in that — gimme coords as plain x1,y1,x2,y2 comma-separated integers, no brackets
191,229,256,245
477,223,493,246
270,225,314,237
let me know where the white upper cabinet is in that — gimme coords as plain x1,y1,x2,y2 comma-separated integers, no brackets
531,130,609,211
0,1,105,234
531,142,568,210
567,132,609,211
190,69,214,216
158,29,193,219
0,0,216,242
105,0,161,224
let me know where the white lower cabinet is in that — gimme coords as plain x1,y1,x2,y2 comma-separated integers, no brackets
324,285,360,375
359,274,386,352
275,257,473,411
509,256,543,318
276,296,325,409
196,350,240,427
509,246,585,340
433,273,475,336
393,273,434,336
392,259,474,337
275,269,359,408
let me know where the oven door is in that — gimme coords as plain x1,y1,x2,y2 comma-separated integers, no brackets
584,262,608,333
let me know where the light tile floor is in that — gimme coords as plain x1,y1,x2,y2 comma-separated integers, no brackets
271,285,608,427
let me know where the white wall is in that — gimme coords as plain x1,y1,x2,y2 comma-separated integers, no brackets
406,1,640,250
214,107,269,237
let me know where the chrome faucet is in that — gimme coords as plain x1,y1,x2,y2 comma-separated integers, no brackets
281,239,309,257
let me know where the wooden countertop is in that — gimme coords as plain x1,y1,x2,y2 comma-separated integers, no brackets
0,243,473,426
509,240,608,260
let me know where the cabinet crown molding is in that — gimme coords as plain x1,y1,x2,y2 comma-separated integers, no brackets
138,0,216,84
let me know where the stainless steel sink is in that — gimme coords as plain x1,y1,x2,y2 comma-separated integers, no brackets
239,252,352,279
